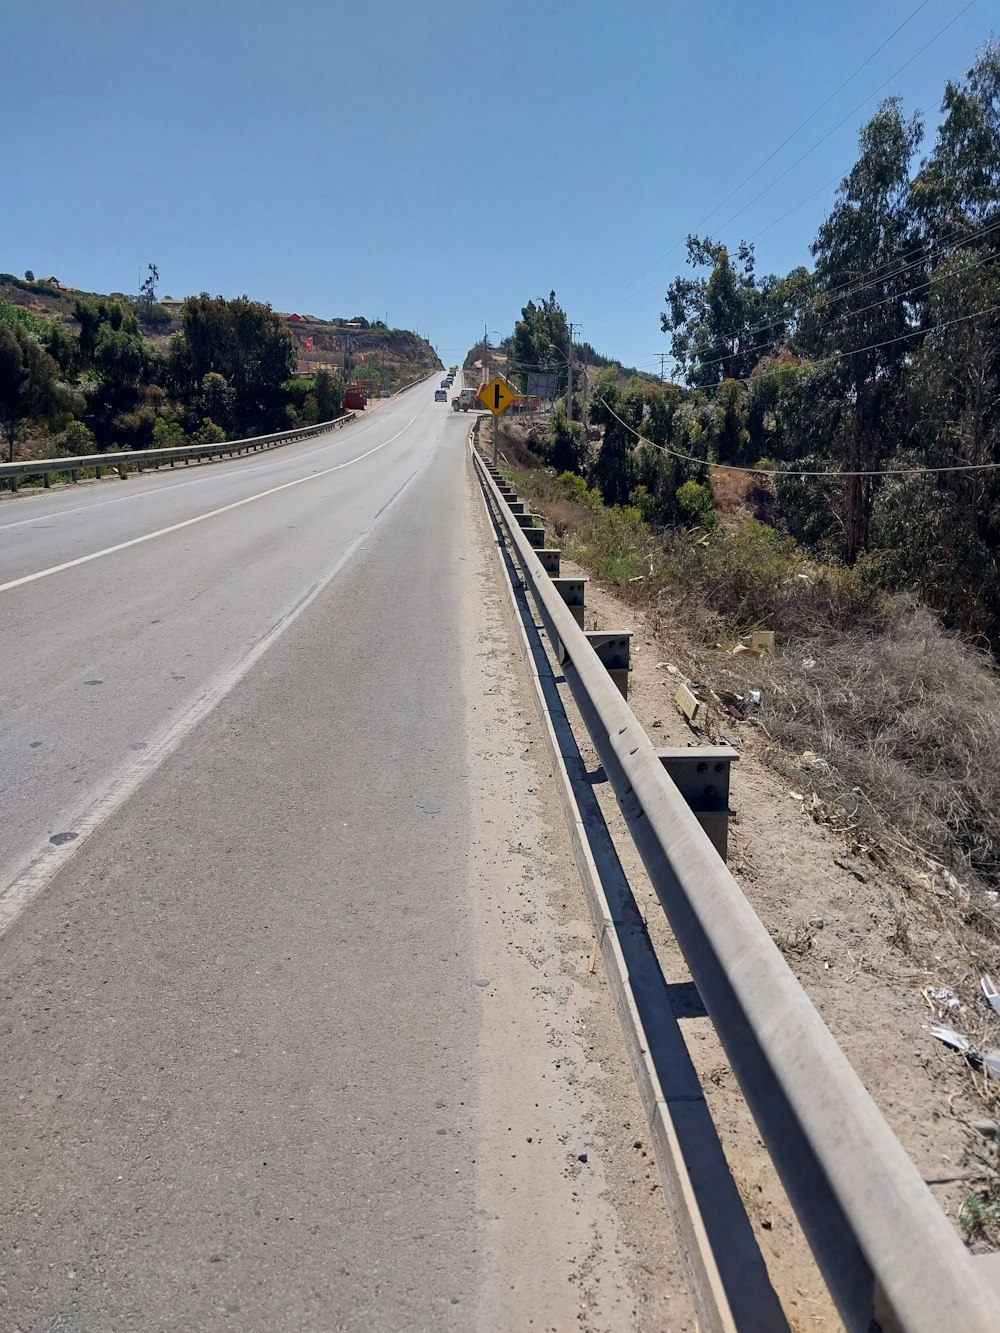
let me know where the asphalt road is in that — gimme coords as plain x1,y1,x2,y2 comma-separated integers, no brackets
0,381,677,1331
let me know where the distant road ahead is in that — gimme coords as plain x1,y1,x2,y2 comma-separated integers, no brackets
0,380,682,1331
0,386,444,897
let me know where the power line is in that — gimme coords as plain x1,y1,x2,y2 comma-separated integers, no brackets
667,216,1000,379
583,1,975,326
598,394,1000,479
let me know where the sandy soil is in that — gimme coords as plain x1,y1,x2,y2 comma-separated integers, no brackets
549,558,995,1329
462,463,697,1330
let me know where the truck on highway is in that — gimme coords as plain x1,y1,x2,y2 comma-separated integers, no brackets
459,387,479,412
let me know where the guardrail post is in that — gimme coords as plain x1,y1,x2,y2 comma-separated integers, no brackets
655,746,738,862
523,527,546,549
584,631,631,700
537,548,561,576
550,577,587,628
94,465,102,479
507,500,526,515
514,512,540,530
43,472,50,488
71,469,78,483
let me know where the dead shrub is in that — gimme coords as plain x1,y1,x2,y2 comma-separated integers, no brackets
755,605,1000,880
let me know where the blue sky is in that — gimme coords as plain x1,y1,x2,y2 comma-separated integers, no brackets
1,1,993,372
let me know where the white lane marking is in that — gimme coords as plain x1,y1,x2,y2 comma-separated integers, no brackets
0,417,416,594
0,453,427,937
0,414,395,532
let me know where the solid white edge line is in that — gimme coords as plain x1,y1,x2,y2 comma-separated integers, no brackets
0,425,424,937
0,417,416,594
0,409,399,532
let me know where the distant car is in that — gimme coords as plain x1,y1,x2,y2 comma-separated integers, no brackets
440,378,449,388
434,389,447,401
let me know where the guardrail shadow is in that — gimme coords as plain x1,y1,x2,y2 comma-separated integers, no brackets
480,482,787,1332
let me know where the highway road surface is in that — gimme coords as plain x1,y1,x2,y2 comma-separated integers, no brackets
0,380,693,1331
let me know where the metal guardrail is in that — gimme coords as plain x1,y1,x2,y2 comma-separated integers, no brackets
0,414,357,493
473,444,998,1332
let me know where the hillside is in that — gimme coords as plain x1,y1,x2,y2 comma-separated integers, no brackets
0,275,441,390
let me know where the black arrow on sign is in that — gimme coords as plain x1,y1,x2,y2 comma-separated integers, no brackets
493,382,502,410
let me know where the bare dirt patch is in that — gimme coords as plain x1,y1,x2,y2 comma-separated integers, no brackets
489,440,1000,1320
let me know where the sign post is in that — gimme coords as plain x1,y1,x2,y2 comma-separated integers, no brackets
476,376,516,467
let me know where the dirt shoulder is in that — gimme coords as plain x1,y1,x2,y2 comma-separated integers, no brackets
462,453,699,1330
486,423,1000,1321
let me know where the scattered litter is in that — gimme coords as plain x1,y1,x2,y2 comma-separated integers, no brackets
732,643,762,659
751,630,775,653
925,985,961,1011
789,791,805,802
802,657,817,670
651,718,663,728
927,1025,1000,1082
969,1119,999,1139
628,575,645,583
940,867,965,895
747,689,762,707
834,855,867,883
714,688,746,721
981,974,1000,1017
656,662,681,676
809,916,825,930
675,684,702,726
929,1025,975,1055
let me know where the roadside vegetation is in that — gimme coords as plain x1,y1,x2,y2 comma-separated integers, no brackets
0,270,437,468
484,44,1000,1233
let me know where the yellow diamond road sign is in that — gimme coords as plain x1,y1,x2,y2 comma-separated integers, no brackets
478,376,516,415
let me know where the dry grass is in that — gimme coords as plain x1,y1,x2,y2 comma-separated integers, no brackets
750,608,1000,882
505,456,1000,897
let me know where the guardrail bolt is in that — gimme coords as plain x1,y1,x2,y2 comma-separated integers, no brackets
585,631,632,700
654,746,738,861
550,577,587,628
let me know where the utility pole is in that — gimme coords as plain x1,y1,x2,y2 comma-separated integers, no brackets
658,352,668,383
566,321,580,422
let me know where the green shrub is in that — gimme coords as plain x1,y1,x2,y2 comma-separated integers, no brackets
153,417,186,448
192,417,227,444
554,471,602,509
676,479,715,528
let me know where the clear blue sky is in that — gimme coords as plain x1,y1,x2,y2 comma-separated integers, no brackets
1,1,992,372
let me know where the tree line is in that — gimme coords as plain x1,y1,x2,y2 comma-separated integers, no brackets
0,284,346,463
526,44,1000,645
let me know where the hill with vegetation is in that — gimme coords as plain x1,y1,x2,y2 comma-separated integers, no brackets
500,43,1000,653
0,271,440,463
